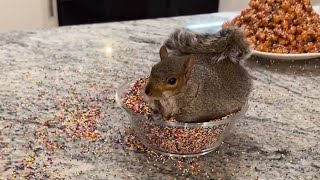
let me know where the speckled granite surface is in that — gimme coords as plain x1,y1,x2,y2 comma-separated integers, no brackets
0,12,319,180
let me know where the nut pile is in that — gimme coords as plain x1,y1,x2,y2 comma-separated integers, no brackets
223,0,320,53
122,78,234,154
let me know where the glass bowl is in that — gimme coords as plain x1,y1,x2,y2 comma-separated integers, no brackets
115,79,248,157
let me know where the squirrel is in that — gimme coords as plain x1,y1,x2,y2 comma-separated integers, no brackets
143,27,253,123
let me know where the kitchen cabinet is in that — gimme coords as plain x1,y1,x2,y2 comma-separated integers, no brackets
57,0,219,26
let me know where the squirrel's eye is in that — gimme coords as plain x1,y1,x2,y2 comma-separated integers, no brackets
167,78,176,85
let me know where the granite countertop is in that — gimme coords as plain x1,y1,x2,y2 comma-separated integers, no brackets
0,12,319,180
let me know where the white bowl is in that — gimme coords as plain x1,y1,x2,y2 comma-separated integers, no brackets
185,10,320,61
252,50,320,60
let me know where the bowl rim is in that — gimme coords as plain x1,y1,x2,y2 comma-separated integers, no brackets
115,79,248,128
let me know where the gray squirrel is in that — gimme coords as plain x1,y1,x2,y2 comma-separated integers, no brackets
144,27,253,123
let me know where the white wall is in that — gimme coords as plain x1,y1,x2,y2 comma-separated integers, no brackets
219,0,320,12
0,0,58,32
219,0,250,12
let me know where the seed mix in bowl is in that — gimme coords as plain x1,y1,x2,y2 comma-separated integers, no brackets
121,78,235,155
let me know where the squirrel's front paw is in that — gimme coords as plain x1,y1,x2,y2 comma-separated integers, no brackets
173,114,186,122
150,110,163,120
174,114,199,123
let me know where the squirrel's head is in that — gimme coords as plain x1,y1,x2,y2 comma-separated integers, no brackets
145,46,194,98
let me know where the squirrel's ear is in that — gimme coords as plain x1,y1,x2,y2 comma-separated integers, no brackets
159,46,168,60
184,55,195,79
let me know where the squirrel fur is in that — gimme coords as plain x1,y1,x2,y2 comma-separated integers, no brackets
144,27,253,123
164,26,252,62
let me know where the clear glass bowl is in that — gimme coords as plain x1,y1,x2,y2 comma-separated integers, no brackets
115,79,248,157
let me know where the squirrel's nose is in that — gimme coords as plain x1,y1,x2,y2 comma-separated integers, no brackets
145,88,150,95
145,86,153,96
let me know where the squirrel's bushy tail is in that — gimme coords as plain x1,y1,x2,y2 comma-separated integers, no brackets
164,27,252,63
